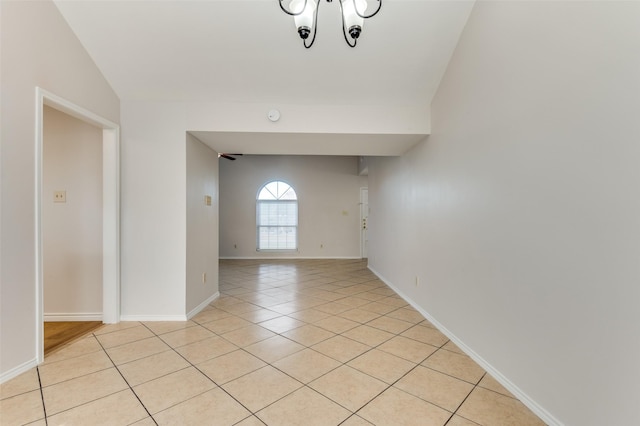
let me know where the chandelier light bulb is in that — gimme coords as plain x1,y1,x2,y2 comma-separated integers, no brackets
289,0,306,13
279,0,381,48
341,0,365,39
291,0,317,40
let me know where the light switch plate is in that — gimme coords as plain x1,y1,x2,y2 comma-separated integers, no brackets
204,195,212,206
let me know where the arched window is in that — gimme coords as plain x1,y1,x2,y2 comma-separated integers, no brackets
257,181,298,250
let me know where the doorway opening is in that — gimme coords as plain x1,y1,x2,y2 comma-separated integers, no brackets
42,105,104,352
35,87,120,363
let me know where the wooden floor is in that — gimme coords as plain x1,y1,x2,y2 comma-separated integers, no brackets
44,321,103,355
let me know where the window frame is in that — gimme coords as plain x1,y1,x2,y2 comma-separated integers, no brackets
256,181,298,251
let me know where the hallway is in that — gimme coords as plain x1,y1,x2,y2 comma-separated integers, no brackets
1,260,544,425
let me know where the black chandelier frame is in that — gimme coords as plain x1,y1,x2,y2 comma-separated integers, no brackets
279,0,382,48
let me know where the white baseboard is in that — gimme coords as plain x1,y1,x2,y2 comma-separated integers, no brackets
120,292,221,323
219,256,363,260
44,313,103,322
0,358,39,385
368,266,563,426
187,292,219,320
120,314,188,322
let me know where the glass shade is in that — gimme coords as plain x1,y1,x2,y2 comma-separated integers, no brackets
291,0,316,32
341,0,365,31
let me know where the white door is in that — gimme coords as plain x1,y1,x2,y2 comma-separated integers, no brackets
360,188,369,258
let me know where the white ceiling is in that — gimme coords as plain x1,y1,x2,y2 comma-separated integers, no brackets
53,0,475,155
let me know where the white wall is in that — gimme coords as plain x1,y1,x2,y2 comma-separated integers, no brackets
186,134,219,314
220,155,367,258
43,106,102,319
0,0,119,380
368,2,640,425
186,102,430,136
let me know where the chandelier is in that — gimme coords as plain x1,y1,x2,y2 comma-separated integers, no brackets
279,0,382,48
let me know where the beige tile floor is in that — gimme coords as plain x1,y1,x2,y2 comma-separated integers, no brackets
1,259,546,425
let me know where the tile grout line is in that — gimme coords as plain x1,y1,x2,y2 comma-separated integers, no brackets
203,331,329,420
248,303,438,421
38,330,150,423
443,372,487,426
213,260,449,422
204,277,381,420
94,329,159,426
345,336,454,423
35,366,49,426
138,321,260,421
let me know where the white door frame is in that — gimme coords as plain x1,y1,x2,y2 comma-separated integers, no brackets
360,187,368,258
35,87,120,363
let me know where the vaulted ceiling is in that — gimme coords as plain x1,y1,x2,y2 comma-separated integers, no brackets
53,0,475,155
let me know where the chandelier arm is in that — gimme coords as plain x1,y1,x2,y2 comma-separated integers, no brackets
339,0,358,48
355,0,382,19
279,0,308,16
303,0,320,48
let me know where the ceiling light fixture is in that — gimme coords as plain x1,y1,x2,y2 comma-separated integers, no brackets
279,0,381,48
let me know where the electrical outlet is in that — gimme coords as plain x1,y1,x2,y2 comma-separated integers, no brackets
202,273,207,284
53,190,66,203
